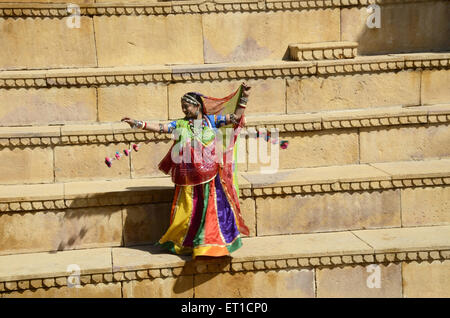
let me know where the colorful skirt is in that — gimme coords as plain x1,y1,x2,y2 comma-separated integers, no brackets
157,171,244,258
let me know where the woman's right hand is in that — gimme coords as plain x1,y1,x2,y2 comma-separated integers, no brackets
121,117,136,128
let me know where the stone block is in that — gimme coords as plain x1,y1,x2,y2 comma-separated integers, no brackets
243,163,390,188
94,15,203,67
316,263,402,297
0,247,112,282
402,186,450,227
248,130,359,171
422,70,450,105
0,87,97,126
0,207,122,255
351,225,450,253
168,79,285,119
0,16,96,70
131,139,172,178
234,231,371,262
403,260,450,298
360,124,450,163
122,203,172,246
287,72,421,113
369,158,450,179
194,269,314,297
203,10,340,63
0,183,63,203
2,283,121,298
341,2,450,55
239,198,255,237
112,245,187,272
98,83,168,122
256,189,400,236
122,276,193,298
0,147,53,184
54,143,130,182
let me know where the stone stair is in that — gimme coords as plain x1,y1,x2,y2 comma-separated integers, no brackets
1,225,449,297
0,0,449,297
1,158,448,256
1,102,449,184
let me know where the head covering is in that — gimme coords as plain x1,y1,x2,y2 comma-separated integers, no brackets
181,93,201,107
182,85,244,116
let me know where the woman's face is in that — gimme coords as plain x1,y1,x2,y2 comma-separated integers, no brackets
181,101,200,119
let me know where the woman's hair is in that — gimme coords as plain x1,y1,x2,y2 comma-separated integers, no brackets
183,92,204,112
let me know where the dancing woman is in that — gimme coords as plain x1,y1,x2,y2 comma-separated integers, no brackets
121,83,251,258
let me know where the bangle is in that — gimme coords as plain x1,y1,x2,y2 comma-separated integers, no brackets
229,114,239,125
159,123,164,133
143,121,147,130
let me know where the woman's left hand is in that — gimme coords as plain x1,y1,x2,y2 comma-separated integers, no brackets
242,82,251,96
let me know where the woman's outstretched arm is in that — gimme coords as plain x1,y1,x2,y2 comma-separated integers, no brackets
121,117,171,133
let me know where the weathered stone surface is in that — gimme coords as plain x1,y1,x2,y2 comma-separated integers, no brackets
243,162,390,188
403,260,450,298
234,231,371,262
360,124,450,163
0,0,94,3
262,130,358,171
256,189,400,235
239,198,255,237
370,158,450,179
422,70,450,105
2,283,121,298
0,248,112,282
94,15,203,67
168,79,285,119
131,139,172,178
98,83,168,122
401,186,450,227
352,225,450,253
194,269,314,297
0,183,63,203
341,2,450,55
0,207,122,255
316,264,402,298
287,72,421,113
122,203,172,246
0,147,53,184
0,16,96,70
248,130,358,171
122,276,193,298
289,41,358,61
54,143,130,182
64,177,173,197
0,87,97,126
203,10,339,63
112,245,188,272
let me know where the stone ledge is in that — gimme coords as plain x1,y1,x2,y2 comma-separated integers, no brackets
0,53,448,88
289,41,358,61
0,0,438,17
0,158,448,212
1,104,449,146
0,225,448,293
240,158,450,196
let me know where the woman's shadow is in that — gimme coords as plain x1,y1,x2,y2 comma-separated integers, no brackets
59,183,230,296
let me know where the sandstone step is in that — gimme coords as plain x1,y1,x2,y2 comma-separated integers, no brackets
0,158,448,256
289,41,358,61
0,0,447,69
1,54,448,127
0,225,449,297
1,104,449,185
